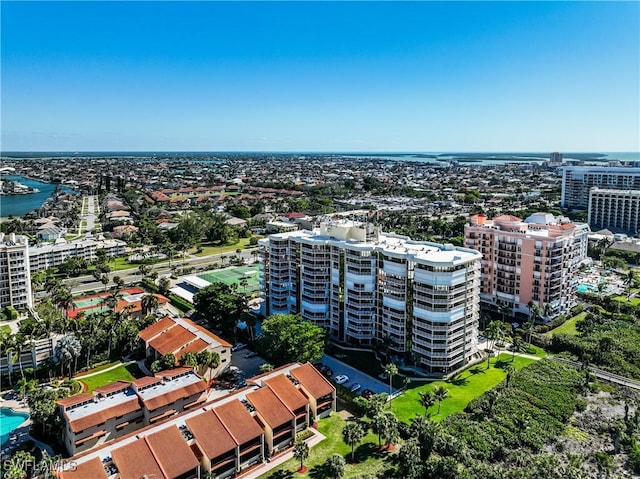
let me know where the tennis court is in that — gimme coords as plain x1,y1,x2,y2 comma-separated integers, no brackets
197,264,261,293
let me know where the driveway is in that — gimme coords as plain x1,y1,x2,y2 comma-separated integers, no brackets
231,348,266,378
321,354,397,396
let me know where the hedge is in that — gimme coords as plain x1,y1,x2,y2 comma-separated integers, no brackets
168,294,193,313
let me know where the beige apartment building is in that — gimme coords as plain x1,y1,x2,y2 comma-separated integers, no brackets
260,221,482,375
588,188,640,236
464,213,589,321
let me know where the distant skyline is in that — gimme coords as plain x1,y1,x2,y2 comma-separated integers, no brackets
2,1,639,152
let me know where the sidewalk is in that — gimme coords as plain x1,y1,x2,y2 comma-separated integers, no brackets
240,427,326,479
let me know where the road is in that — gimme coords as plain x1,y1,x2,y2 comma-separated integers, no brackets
62,249,259,294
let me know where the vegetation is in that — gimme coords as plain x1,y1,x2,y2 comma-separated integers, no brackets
78,362,140,392
257,314,326,366
193,282,247,336
392,354,536,423
550,302,640,380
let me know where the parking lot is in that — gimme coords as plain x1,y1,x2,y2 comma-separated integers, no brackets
320,354,397,396
230,346,266,379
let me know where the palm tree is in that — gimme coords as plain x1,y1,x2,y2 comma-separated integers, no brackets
141,294,159,316
54,335,82,379
418,391,436,417
293,440,309,472
542,303,554,322
384,362,398,406
196,350,220,380
510,334,525,361
432,385,449,415
504,364,516,388
625,270,636,300
521,321,535,345
342,422,365,463
325,454,346,479
486,320,504,351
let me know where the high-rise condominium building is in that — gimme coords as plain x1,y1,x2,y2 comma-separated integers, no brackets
588,188,640,236
464,213,589,322
561,166,640,210
0,233,33,309
260,221,482,374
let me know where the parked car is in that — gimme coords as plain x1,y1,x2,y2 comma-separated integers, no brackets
244,351,259,359
334,374,349,385
361,389,374,399
350,383,361,393
232,343,247,352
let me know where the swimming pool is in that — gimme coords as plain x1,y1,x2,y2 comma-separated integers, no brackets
0,407,30,445
577,284,596,293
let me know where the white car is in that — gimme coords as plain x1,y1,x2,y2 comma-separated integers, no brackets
231,343,247,352
334,374,349,385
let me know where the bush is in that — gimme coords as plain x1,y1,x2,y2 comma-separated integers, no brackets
168,294,193,313
4,306,18,320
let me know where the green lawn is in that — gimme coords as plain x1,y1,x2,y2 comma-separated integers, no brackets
189,237,256,257
260,414,393,479
392,354,536,424
526,345,548,358
76,363,141,393
543,312,586,338
612,295,640,306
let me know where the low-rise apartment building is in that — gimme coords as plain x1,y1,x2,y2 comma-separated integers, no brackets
0,233,32,309
464,213,589,321
260,221,482,374
58,363,335,479
588,188,640,236
57,368,208,456
28,237,125,273
139,316,232,379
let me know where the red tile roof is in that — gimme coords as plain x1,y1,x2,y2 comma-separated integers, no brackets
290,363,335,399
214,400,263,445
148,324,197,356
140,380,207,411
56,393,94,408
186,410,238,459
265,375,309,412
59,457,108,479
146,426,199,479
183,318,233,348
175,338,209,360
246,387,294,429
93,381,131,396
111,439,165,479
139,316,176,342
67,397,141,433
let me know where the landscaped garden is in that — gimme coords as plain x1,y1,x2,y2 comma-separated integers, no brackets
542,311,585,337
392,353,536,423
260,414,392,479
75,362,142,393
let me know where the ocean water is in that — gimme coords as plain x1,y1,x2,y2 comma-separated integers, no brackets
0,175,76,217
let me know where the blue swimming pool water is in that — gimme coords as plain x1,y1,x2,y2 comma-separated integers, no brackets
577,284,595,293
0,408,29,445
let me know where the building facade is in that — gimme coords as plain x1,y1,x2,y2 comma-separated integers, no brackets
588,188,640,236
464,213,589,322
561,166,640,210
260,221,482,374
58,363,335,479
0,233,32,309
28,238,125,273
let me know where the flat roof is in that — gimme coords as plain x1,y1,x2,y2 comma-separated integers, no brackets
65,389,140,433
136,372,206,411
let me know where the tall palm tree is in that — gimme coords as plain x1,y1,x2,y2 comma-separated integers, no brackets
418,391,436,417
384,363,398,406
432,385,449,415
141,294,159,316
54,335,82,379
510,334,525,361
521,321,535,345
342,421,365,463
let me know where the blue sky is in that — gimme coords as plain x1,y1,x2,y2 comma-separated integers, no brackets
2,1,639,152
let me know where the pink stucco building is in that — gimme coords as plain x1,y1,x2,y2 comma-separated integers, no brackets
464,213,589,322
